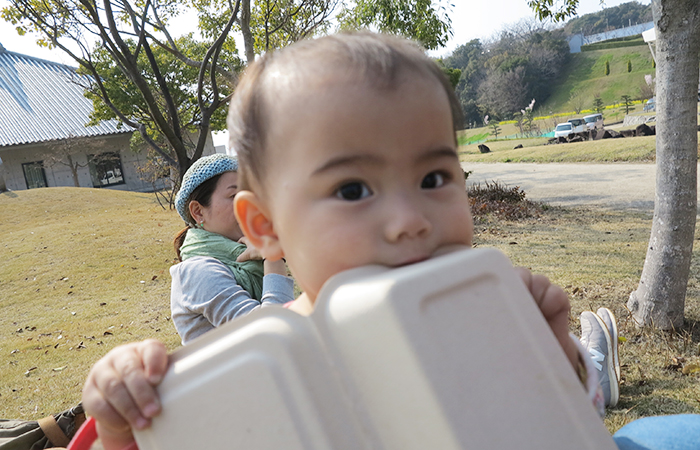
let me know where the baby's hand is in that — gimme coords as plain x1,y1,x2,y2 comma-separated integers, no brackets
236,236,263,262
515,268,578,371
82,339,168,450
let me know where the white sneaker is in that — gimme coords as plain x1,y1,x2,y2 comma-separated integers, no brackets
580,311,619,407
596,307,620,383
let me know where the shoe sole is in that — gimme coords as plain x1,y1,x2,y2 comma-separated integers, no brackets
597,308,620,383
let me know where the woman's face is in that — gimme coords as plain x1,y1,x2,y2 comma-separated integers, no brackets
198,171,244,241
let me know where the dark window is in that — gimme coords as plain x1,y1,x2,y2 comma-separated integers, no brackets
89,152,125,187
22,161,48,189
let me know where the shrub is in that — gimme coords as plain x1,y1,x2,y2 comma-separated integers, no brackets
468,182,545,222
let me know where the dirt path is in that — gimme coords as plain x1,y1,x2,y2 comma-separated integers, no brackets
462,162,700,212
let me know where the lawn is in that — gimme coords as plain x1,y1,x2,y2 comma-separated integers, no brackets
473,205,700,432
0,188,183,419
459,134,658,163
1,186,699,435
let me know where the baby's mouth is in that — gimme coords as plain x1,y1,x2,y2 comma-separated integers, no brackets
393,255,430,268
390,245,470,268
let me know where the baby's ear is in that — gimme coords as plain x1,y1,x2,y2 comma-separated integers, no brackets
234,191,283,260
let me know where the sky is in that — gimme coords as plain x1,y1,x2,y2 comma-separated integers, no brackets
0,0,649,146
0,0,649,64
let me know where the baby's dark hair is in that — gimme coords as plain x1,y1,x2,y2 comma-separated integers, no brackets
173,173,225,261
228,31,463,191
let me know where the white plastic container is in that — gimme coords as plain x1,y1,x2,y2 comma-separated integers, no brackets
134,247,617,450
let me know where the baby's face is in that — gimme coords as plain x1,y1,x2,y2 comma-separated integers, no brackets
262,74,473,301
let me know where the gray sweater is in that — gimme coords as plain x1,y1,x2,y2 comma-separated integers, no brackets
170,256,294,344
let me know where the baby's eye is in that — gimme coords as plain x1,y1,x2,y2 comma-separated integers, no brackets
421,171,447,189
335,182,372,201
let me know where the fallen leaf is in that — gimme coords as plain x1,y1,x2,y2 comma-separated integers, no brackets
10,349,18,354
99,302,107,306
151,275,158,281
619,336,627,343
682,363,700,376
53,366,67,372
665,356,685,372
103,331,113,336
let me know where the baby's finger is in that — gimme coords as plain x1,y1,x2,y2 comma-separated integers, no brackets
236,248,252,262
111,351,162,424
91,359,151,430
83,371,132,434
139,339,168,385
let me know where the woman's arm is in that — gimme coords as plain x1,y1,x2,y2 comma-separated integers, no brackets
171,257,294,343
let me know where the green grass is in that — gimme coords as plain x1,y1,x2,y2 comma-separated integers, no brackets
459,134,658,163
542,45,655,113
2,188,700,436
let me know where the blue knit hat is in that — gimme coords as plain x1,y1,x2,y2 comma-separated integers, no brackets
175,154,239,225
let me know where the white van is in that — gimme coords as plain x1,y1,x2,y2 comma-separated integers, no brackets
554,118,586,138
583,113,604,130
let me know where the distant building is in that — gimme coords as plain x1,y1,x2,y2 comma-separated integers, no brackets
568,34,584,53
0,43,215,191
568,21,654,53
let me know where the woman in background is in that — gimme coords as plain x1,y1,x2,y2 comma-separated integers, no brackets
171,154,293,344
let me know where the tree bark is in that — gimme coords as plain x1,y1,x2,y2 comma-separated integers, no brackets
627,0,700,329
241,0,255,64
66,154,80,187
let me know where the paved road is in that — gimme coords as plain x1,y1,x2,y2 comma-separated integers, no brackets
462,162,700,212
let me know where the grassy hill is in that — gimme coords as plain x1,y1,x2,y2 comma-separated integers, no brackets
542,44,655,113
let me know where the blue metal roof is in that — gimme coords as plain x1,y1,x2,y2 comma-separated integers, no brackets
0,46,132,147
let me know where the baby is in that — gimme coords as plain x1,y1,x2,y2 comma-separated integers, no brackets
82,32,581,450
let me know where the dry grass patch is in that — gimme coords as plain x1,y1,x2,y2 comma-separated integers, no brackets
475,207,700,433
2,188,700,436
1,188,183,419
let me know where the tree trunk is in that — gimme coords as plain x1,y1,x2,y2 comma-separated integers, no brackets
241,0,255,64
627,0,700,329
67,154,80,187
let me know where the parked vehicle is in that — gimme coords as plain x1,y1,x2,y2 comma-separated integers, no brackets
583,113,604,130
554,118,587,138
643,98,655,112
554,123,573,137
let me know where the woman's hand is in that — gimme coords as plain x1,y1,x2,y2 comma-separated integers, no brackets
236,236,263,262
515,267,578,372
82,339,168,450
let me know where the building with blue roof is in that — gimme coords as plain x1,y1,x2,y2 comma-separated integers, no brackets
0,42,215,191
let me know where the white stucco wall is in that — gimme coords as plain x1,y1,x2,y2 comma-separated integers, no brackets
0,131,216,191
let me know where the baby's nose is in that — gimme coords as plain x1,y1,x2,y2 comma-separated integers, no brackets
383,197,432,242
